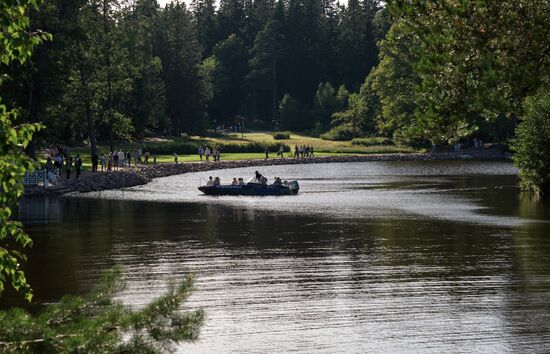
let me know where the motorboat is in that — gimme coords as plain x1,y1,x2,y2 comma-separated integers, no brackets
198,177,299,196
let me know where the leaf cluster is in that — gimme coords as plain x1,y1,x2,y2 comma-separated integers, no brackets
1,0,48,301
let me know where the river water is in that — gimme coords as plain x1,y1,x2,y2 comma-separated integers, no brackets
15,161,550,353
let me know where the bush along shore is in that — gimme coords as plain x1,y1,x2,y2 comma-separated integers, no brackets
24,150,509,197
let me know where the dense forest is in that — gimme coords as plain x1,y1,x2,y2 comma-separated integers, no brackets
1,0,549,159
0,0,389,147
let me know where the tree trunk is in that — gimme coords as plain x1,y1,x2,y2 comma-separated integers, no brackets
103,0,114,153
79,60,97,158
271,28,277,127
25,78,37,158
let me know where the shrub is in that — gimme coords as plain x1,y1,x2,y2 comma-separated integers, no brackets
272,131,291,140
307,121,323,138
351,137,393,146
142,141,200,155
320,125,355,141
279,94,312,131
512,90,550,194
142,141,290,155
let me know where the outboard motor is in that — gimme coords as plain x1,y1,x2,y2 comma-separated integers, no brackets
288,180,299,194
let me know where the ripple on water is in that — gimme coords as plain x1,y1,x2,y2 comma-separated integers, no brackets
78,161,534,227
18,160,550,353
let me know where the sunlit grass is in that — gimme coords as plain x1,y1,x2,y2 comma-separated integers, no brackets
39,132,421,171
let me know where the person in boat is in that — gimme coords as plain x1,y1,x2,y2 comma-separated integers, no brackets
274,177,283,186
213,177,221,186
207,176,214,186
232,177,238,185
238,178,245,185
260,176,268,186
255,171,262,181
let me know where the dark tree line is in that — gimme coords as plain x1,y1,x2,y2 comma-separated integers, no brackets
0,0,388,148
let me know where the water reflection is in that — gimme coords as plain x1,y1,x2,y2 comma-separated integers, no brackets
11,161,550,352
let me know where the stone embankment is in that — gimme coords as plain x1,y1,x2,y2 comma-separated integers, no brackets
24,150,509,197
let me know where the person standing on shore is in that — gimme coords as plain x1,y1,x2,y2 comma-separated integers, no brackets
205,147,211,161
113,153,119,171
174,152,178,164
294,145,299,159
45,157,53,172
198,146,204,161
66,156,73,179
278,145,285,159
216,149,221,161
213,147,219,161
54,153,63,170
265,147,269,159
91,153,98,172
126,151,131,167
75,154,82,178
153,154,157,164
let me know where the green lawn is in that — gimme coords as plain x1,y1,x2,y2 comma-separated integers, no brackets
190,131,419,154
39,132,420,171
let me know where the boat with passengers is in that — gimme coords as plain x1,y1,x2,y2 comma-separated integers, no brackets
198,172,299,196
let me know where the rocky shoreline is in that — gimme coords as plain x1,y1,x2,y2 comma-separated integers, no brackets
24,150,509,197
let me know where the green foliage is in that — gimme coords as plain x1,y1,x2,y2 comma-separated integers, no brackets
279,94,309,131
1,0,48,302
3,0,390,144
351,137,392,146
272,131,291,140
248,20,286,124
0,268,204,353
335,85,350,111
159,2,208,135
209,34,249,123
0,0,51,65
320,125,355,141
0,107,42,302
369,21,422,142
313,82,339,129
512,91,550,194
388,0,550,135
142,140,290,155
331,93,367,137
337,0,379,90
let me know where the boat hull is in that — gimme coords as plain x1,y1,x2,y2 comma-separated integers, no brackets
198,183,298,196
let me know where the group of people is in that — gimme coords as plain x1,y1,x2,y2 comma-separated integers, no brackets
205,171,285,187
198,146,221,161
294,145,314,159
206,176,224,186
45,151,83,181
430,138,486,154
96,149,158,172
454,138,484,153
43,145,164,185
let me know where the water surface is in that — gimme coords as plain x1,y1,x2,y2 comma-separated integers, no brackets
15,161,550,353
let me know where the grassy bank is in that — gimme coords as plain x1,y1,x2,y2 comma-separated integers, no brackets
41,132,420,170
